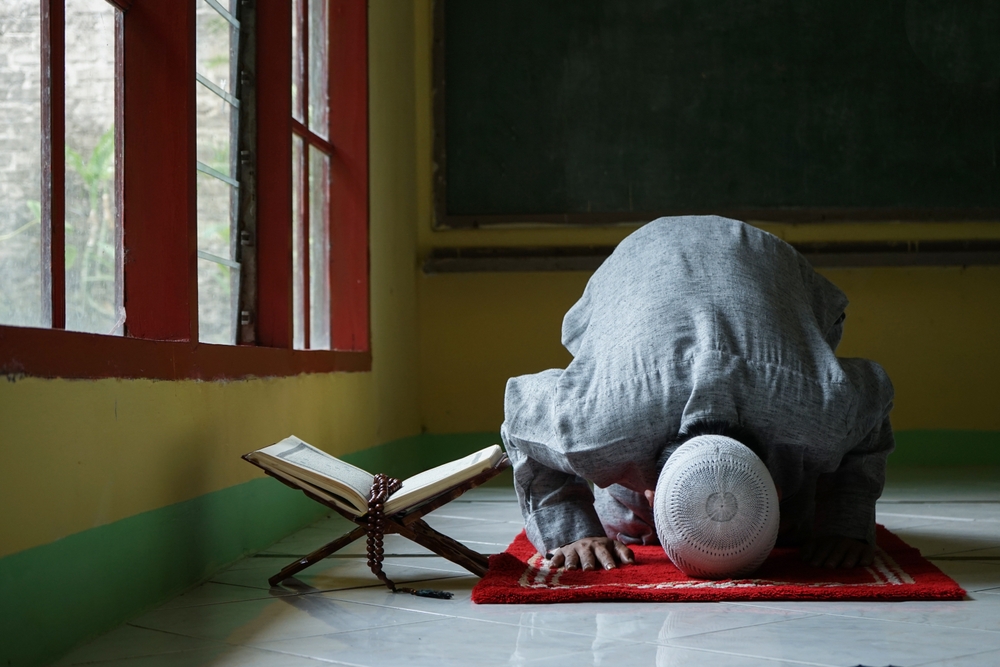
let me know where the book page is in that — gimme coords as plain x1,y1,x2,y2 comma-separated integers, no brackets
250,436,374,513
385,444,504,514
263,467,363,516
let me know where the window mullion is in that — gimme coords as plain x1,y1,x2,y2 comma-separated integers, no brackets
41,0,66,329
254,0,294,349
299,0,308,129
121,1,198,342
113,9,125,335
298,0,310,350
292,119,335,155
328,0,369,352
235,0,257,345
292,0,312,350
301,138,311,350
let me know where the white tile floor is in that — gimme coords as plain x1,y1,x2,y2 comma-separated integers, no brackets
56,469,1000,667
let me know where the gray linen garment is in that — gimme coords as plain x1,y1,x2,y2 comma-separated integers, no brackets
501,216,895,554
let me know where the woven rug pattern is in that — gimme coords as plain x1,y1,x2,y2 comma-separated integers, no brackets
472,525,965,604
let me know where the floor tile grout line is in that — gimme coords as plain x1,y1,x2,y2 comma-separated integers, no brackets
447,499,522,504
926,546,1000,558
253,553,455,559
878,500,1000,504
722,601,1000,635
314,593,473,622
122,622,234,644
635,611,828,643
307,596,665,642
651,641,840,667
154,592,307,610
56,643,233,667
424,518,513,525
235,614,452,645
909,645,1000,667
130,612,449,651
271,574,468,599
313,593,833,649
878,512,985,523
379,562,480,575
537,646,832,667
922,545,1000,557
227,642,373,666
203,572,467,601
240,617,457,654
151,580,406,609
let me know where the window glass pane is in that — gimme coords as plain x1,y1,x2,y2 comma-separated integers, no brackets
309,146,330,350
64,0,121,335
196,172,234,261
0,1,43,328
292,135,305,349
307,0,328,137
197,258,236,345
215,0,238,17
196,0,239,344
291,0,305,123
196,0,238,96
196,82,235,177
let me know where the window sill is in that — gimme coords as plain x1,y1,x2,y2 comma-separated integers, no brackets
0,325,371,380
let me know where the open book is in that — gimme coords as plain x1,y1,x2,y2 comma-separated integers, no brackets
245,436,505,516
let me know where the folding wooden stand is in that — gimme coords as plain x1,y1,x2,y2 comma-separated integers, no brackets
244,455,511,587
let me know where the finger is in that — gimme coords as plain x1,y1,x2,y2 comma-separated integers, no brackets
615,541,635,565
840,542,864,569
808,540,835,567
802,539,824,566
593,542,617,570
579,545,597,571
858,545,875,568
823,540,851,569
564,548,580,570
547,550,565,568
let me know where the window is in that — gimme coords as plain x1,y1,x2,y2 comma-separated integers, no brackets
289,0,370,352
195,0,241,345
292,0,332,350
0,0,123,335
0,1,370,379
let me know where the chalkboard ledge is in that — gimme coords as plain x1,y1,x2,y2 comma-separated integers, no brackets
422,241,1000,273
436,209,1000,230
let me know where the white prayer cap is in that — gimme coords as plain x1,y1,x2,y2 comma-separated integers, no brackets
653,434,779,579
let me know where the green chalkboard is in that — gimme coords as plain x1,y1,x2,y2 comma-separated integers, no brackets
436,0,1000,226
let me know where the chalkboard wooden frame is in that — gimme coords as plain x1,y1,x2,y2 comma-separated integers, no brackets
432,0,1000,230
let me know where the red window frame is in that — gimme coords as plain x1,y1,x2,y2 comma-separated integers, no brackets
0,0,370,380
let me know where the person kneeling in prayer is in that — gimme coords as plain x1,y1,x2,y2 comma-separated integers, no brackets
501,216,894,579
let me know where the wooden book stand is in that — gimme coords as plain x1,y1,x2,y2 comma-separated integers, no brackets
244,454,512,587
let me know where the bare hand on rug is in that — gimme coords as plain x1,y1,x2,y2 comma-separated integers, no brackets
546,537,635,570
800,535,874,569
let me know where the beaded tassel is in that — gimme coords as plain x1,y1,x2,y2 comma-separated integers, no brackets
366,473,402,591
364,474,453,599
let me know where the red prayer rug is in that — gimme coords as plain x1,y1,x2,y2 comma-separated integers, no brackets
472,525,965,604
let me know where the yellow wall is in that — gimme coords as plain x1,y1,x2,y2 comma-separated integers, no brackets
417,263,1000,435
0,0,423,561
